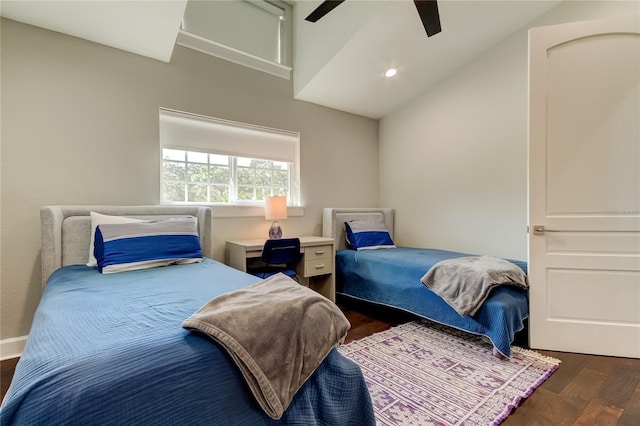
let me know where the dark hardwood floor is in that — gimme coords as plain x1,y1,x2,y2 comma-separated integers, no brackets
340,300,640,426
1,357,19,402
2,301,639,426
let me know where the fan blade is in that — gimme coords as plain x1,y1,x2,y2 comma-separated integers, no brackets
414,0,441,37
305,0,346,23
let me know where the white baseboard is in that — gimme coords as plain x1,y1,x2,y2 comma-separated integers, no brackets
1,336,27,360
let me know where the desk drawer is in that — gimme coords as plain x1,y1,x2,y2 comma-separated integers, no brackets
305,245,332,261
304,257,333,277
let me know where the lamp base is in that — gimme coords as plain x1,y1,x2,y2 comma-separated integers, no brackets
268,221,283,239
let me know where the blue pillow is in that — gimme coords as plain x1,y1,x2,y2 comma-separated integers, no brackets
345,219,396,250
94,217,203,273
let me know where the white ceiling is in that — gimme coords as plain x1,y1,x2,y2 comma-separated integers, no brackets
294,0,561,118
0,0,561,119
0,0,188,62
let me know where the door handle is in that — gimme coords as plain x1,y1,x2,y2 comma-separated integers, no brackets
533,225,545,235
532,225,563,235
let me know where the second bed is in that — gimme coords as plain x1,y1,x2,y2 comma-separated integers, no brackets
323,207,529,357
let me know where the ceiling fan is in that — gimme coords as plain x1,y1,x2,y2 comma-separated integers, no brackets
305,0,442,37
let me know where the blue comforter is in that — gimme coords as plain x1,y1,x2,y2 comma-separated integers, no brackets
336,247,529,357
1,259,374,425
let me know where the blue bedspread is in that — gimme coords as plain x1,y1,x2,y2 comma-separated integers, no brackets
1,259,374,425
336,247,529,357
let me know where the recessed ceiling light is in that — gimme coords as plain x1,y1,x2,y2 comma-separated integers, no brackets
385,68,397,78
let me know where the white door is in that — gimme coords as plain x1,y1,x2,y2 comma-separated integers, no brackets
528,15,640,358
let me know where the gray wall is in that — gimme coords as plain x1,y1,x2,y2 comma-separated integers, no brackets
379,0,638,261
0,18,379,341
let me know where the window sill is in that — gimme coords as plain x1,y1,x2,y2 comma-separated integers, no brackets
161,202,303,218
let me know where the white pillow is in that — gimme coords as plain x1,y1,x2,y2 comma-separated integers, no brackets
86,212,145,267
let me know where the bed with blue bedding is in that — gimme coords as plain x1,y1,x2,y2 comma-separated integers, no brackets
0,206,374,426
323,208,529,358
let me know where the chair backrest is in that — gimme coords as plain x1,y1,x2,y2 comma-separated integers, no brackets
261,238,301,266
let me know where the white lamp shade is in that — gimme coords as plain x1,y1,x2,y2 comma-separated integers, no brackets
264,196,287,220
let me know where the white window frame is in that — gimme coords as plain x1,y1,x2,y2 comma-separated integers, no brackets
159,108,302,217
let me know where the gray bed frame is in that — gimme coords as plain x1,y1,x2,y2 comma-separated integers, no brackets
40,205,213,287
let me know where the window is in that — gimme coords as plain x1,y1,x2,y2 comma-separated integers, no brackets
177,0,293,79
236,157,289,201
181,0,286,65
159,109,300,207
162,150,291,203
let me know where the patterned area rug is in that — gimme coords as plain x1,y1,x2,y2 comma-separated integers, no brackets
338,320,560,426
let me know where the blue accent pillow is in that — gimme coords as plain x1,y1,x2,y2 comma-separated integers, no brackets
94,217,203,273
345,219,396,251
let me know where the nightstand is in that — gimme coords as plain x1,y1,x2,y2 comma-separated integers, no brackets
226,236,336,302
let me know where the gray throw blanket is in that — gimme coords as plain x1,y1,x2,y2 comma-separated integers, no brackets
182,273,350,420
421,256,528,317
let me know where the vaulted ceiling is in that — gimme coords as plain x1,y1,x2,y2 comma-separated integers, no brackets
293,1,561,118
0,0,561,119
0,0,188,62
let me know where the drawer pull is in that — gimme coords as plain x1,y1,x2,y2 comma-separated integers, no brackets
314,250,325,255
314,264,325,269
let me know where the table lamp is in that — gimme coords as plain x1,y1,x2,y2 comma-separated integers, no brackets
265,196,287,239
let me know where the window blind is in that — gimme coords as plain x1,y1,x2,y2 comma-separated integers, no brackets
159,108,299,163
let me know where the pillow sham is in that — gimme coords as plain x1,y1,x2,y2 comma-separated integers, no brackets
345,219,396,250
87,212,146,267
94,216,203,274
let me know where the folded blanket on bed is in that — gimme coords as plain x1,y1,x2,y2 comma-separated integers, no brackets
182,273,350,420
421,256,528,317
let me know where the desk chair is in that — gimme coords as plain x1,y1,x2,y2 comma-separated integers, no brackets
250,237,301,281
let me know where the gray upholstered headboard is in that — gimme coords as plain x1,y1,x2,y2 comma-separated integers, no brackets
322,208,395,251
40,205,213,287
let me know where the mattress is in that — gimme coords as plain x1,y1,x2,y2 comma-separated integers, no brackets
1,259,374,425
336,247,529,357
